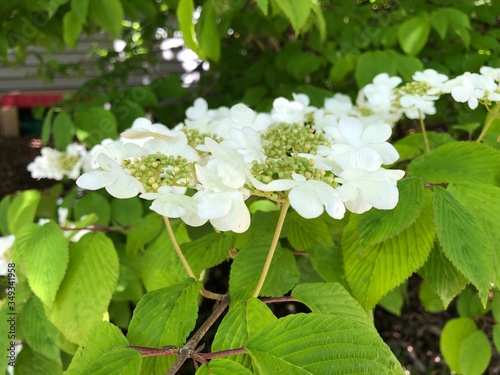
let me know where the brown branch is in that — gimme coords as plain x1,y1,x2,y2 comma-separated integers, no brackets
261,296,299,304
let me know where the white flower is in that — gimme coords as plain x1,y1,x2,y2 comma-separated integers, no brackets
142,131,200,162
90,139,148,169
292,93,316,114
361,73,402,113
335,167,405,214
141,186,207,227
121,118,187,148
443,72,500,109
77,154,145,199
184,98,217,132
480,66,500,82
311,109,339,137
259,174,346,219
271,97,306,124
27,144,88,181
413,69,449,94
324,93,353,117
214,103,271,137
194,163,251,233
325,117,400,171
0,235,15,276
399,93,438,119
220,126,266,163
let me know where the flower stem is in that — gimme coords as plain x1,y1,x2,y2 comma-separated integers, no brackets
477,103,500,143
252,200,290,298
163,216,196,279
418,110,430,152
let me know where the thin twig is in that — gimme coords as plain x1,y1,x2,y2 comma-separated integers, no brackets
252,200,290,298
163,216,196,279
166,295,230,375
261,296,299,304
418,110,430,152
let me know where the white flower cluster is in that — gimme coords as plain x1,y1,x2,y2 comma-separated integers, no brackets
77,94,405,233
27,144,90,181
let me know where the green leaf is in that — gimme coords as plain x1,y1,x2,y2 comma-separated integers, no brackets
182,232,231,278
74,192,111,225
430,9,449,40
235,210,279,249
310,1,326,41
245,314,404,374
307,244,346,287
198,1,220,62
46,233,119,344
0,196,11,235
274,0,312,36
355,50,396,87
440,318,478,373
66,321,130,375
286,52,323,81
407,142,500,185
329,54,356,85
387,50,424,81
78,348,142,375
126,213,163,257
493,325,500,352
152,76,188,100
212,298,276,367
418,279,445,313
459,331,492,375
177,0,204,59
63,10,83,48
255,0,268,15
357,177,425,248
75,107,118,147
7,190,41,235
448,183,500,286
291,283,371,325
456,286,490,318
110,197,143,226
19,297,61,361
15,345,62,375
71,0,89,23
394,132,455,161
419,244,467,307
398,13,430,56
286,212,332,250
41,108,55,145
378,283,405,316
111,99,146,132
89,0,123,38
229,241,299,300
127,280,202,375
196,358,253,375
433,187,494,305
343,190,435,310
14,222,68,306
52,111,75,149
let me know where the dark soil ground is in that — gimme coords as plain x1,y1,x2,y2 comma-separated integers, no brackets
2,135,499,374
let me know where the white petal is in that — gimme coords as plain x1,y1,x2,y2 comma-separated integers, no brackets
77,171,117,190
106,174,143,198
289,185,324,219
197,191,232,219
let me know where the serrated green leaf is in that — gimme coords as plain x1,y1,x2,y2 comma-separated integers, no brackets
398,14,430,56
229,241,299,300
448,183,500,286
52,111,75,149
274,0,311,35
79,348,142,375
460,330,491,375
394,132,455,161
74,192,111,226
198,1,220,62
378,283,405,316
46,233,119,344
19,297,61,361
292,283,371,325
14,222,68,306
66,321,129,375
41,108,55,145
418,279,445,312
307,244,346,287
255,0,268,15
433,187,494,305
196,358,253,375
286,212,332,250
357,177,425,248
245,314,404,374
355,50,397,87
407,142,500,185
75,107,118,147
7,190,41,235
126,213,163,257
212,298,276,367
89,0,123,38
456,286,490,318
127,279,202,374
440,317,478,373
183,232,231,278
15,345,62,375
71,0,89,23
419,244,467,308
177,0,205,58
0,196,11,235
63,10,83,48
343,190,435,310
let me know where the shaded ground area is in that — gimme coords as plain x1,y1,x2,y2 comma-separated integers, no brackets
2,135,500,374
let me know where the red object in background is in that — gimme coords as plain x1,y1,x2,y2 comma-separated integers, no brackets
0,92,63,108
